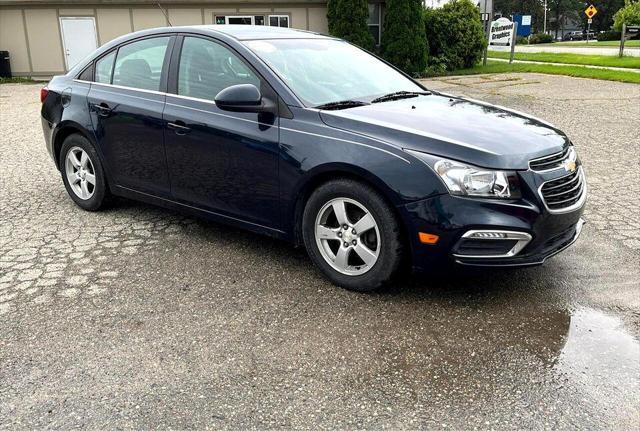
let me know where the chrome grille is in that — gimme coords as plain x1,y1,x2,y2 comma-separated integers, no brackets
540,168,585,212
529,147,570,171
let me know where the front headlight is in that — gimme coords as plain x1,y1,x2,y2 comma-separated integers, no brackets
406,150,520,199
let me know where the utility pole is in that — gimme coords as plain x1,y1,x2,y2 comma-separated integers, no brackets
543,0,547,34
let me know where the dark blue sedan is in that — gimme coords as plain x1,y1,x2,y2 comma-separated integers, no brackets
41,25,586,291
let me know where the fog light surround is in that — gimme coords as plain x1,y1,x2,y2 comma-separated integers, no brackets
453,230,532,258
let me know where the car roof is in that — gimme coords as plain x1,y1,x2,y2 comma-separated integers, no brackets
169,25,333,41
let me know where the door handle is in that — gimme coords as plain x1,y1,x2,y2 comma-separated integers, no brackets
91,102,112,117
167,120,191,135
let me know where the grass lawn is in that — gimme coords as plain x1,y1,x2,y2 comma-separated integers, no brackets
487,51,640,69
541,40,640,48
0,77,35,84
424,60,640,84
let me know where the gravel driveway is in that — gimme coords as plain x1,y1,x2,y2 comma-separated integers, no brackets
1,74,639,430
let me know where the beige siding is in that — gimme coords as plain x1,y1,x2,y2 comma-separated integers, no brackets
1,3,331,78
307,6,328,33
238,7,271,13
0,9,30,73
274,7,306,29
96,8,132,45
58,8,94,15
168,8,203,26
131,7,166,31
24,8,64,73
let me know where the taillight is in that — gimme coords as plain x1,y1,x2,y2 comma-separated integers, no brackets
40,86,49,103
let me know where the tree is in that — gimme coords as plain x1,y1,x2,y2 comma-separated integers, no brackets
493,0,546,32
326,0,375,51
548,0,583,38
424,0,486,71
381,0,428,75
614,0,640,30
591,0,626,32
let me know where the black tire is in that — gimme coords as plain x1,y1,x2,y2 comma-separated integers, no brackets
59,134,110,211
302,179,404,292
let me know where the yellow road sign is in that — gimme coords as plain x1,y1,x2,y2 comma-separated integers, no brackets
585,5,598,19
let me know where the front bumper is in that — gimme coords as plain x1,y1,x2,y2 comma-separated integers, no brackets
400,190,586,271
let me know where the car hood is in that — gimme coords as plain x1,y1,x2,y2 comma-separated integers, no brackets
319,93,569,170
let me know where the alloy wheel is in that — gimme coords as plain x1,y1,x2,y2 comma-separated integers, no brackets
314,197,380,276
65,146,96,200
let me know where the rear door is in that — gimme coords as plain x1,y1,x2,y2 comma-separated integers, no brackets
163,35,280,228
87,36,174,196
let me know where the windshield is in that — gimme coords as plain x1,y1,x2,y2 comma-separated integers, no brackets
245,39,424,107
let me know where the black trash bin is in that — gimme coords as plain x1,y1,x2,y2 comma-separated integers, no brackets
0,51,11,78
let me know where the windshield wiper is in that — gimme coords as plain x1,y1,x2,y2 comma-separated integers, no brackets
371,91,430,104
314,100,370,110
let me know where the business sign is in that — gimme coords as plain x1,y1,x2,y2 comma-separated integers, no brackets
513,14,532,37
489,17,516,48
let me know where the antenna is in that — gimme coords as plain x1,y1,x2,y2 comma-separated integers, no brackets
157,3,172,26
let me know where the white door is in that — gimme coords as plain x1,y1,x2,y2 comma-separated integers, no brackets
59,17,98,70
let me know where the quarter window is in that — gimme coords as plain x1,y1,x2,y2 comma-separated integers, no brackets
112,37,170,91
95,50,115,84
177,37,259,101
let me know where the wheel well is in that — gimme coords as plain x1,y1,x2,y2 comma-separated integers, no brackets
293,171,410,254
52,126,86,170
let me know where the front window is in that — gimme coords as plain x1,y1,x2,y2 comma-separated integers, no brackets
178,37,259,101
245,39,423,107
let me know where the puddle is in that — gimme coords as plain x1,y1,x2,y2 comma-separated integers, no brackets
554,307,639,407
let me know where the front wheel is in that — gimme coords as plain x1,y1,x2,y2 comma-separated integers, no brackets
302,179,404,292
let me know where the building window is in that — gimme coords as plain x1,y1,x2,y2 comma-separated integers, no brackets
214,15,289,27
368,3,381,45
215,15,266,25
269,15,290,28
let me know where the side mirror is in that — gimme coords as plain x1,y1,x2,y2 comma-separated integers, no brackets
214,84,275,114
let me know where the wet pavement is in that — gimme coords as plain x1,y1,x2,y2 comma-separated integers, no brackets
1,75,639,429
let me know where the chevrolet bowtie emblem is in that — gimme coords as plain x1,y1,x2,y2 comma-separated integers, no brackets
564,160,577,173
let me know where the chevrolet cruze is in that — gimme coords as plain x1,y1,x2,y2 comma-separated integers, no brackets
41,25,586,291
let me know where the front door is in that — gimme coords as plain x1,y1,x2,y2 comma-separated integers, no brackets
59,17,98,70
163,36,280,228
87,36,173,196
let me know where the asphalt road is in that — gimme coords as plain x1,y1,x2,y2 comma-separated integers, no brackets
1,74,639,430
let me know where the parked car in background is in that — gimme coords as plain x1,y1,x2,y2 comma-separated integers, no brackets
563,31,584,41
40,26,586,291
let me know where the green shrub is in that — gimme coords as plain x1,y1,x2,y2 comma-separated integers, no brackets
423,0,487,71
381,0,428,75
597,30,622,41
529,33,554,44
516,35,529,45
326,0,375,51
614,0,640,31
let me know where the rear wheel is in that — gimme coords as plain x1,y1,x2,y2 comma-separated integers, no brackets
302,179,403,292
60,134,110,211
